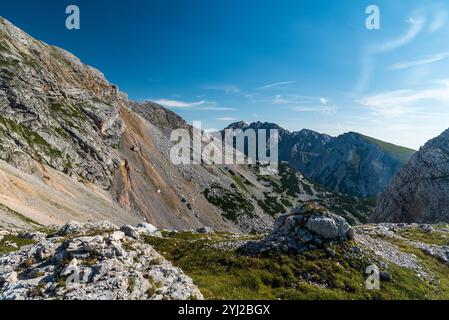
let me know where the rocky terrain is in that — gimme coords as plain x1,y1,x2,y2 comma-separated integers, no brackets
0,221,203,300
372,128,449,224
224,122,416,197
2,16,449,301
0,17,374,233
2,203,449,300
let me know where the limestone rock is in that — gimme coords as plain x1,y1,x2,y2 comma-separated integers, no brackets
249,202,354,253
372,128,449,223
0,221,203,300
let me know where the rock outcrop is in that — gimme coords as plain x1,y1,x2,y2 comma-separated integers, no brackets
0,17,125,189
0,221,203,300
247,202,354,253
371,128,449,223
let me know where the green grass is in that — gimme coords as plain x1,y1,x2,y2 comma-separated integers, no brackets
386,237,449,299
0,114,63,159
397,228,449,246
50,101,87,121
144,232,449,300
361,134,416,163
0,203,41,227
203,183,255,221
230,174,248,192
0,234,36,255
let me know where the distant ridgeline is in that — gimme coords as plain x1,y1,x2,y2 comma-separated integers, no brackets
222,122,416,198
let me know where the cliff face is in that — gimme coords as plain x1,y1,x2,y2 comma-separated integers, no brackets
371,128,449,223
306,132,412,197
0,17,125,190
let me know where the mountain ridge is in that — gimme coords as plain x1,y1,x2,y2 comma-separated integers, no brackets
0,17,373,232
223,121,416,197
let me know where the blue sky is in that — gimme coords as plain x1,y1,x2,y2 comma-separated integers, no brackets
2,0,449,149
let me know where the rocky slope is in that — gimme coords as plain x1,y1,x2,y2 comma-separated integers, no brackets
0,17,373,232
371,128,449,223
224,122,416,197
3,206,449,300
0,221,203,300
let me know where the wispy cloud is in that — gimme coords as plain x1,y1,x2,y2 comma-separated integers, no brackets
193,106,236,111
273,94,329,105
202,84,241,94
357,83,449,117
356,11,426,92
389,52,449,70
154,99,238,112
429,10,447,33
320,97,328,105
216,117,238,121
290,105,337,115
154,99,207,108
256,81,296,90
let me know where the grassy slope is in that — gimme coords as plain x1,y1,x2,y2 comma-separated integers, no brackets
360,134,416,163
144,228,449,300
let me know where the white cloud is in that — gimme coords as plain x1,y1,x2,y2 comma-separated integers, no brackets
429,10,447,33
356,11,426,92
193,106,236,111
202,85,241,94
320,97,328,105
154,99,207,108
273,94,330,106
389,52,449,70
257,81,296,90
357,83,449,117
290,105,337,115
216,117,238,121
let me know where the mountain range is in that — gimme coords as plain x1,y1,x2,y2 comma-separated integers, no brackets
224,121,416,197
0,15,448,231
3,16,449,301
0,17,374,233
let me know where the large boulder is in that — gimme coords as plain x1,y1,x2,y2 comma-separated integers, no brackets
251,202,354,253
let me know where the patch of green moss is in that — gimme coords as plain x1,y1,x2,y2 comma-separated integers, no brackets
0,234,36,255
0,115,62,159
258,195,286,216
203,183,255,221
0,203,41,227
50,101,87,121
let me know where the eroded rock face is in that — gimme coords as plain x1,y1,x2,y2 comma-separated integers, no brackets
249,202,354,253
0,17,125,189
371,128,449,223
0,221,203,300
